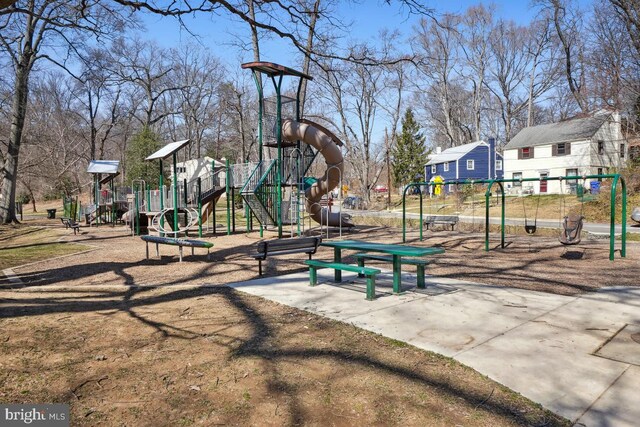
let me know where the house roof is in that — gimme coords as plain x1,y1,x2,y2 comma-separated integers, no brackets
426,141,487,165
505,115,610,150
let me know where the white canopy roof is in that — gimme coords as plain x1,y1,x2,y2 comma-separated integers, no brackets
87,160,120,174
145,139,190,161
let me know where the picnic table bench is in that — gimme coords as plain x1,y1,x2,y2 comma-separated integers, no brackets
61,217,80,235
423,215,459,231
305,260,381,300
140,235,213,262
250,236,322,275
353,253,431,289
319,240,445,295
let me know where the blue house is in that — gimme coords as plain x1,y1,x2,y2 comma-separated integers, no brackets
424,138,503,192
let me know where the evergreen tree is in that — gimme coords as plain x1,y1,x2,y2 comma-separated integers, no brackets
392,108,429,186
125,127,164,188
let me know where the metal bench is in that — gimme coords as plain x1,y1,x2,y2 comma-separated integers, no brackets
60,217,80,235
304,259,381,300
140,235,213,262
250,236,322,275
353,253,430,289
423,215,459,231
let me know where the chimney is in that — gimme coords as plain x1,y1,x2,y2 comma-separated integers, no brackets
436,147,442,154
488,137,496,179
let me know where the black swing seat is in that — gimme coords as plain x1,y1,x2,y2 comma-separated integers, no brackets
559,213,584,245
524,219,537,234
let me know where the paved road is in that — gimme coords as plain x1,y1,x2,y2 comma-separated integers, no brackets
343,208,640,234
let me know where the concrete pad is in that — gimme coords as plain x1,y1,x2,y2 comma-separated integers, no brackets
575,365,640,427
595,324,640,366
455,318,629,422
226,272,640,425
347,281,575,357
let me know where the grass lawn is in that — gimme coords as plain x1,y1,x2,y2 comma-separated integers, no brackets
0,226,90,270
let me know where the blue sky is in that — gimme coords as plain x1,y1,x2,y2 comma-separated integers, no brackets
141,1,591,68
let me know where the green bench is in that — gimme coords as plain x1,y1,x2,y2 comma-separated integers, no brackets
353,253,430,289
140,235,213,262
304,259,381,301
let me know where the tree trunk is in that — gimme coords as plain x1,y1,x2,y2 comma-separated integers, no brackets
299,0,320,115
0,66,30,223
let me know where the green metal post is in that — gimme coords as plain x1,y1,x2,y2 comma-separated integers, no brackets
232,187,236,232
93,174,100,227
419,185,423,242
197,177,202,238
402,185,408,243
610,174,627,260
226,159,231,235
159,159,164,236
484,181,494,252
246,202,250,232
183,178,188,206
621,177,626,258
110,179,115,226
134,185,139,236
272,74,284,238
172,153,178,233
146,184,151,214
251,70,264,163
500,182,505,248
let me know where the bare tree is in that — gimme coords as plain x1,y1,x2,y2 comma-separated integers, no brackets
106,38,183,130
0,0,129,223
69,47,124,162
165,44,225,158
316,45,386,202
414,14,473,147
110,0,434,65
460,4,494,141
608,0,640,59
542,0,590,112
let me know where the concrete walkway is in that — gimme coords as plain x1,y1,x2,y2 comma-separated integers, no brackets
228,270,640,426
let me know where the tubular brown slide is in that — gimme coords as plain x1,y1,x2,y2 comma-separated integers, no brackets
282,119,354,227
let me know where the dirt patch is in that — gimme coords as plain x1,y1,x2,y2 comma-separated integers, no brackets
4,218,635,425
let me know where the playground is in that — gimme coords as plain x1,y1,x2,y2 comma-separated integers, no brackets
2,61,640,426
1,212,640,425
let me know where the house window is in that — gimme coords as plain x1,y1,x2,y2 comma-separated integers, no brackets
620,143,625,158
597,167,603,182
444,162,449,172
466,160,475,170
552,142,571,156
519,147,534,159
512,172,522,187
495,160,502,170
431,164,436,174
598,140,604,155
566,168,578,193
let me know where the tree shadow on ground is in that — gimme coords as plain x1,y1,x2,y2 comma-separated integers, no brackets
1,285,566,426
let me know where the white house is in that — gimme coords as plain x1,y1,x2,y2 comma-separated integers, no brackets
170,156,225,183
503,111,626,194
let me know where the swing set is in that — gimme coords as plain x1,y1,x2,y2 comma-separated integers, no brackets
520,176,585,245
402,173,627,260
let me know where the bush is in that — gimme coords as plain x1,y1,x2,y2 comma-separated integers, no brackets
16,193,31,204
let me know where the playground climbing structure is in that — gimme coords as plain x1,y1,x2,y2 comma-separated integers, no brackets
240,62,353,238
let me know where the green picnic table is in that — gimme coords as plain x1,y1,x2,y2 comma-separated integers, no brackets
319,239,445,293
